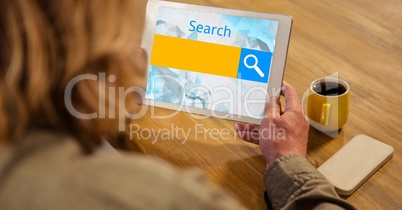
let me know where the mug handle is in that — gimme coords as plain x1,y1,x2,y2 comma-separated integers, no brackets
320,103,331,125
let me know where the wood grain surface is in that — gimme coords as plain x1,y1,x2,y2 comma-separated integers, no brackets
129,0,402,209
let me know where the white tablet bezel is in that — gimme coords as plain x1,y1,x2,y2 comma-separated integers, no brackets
141,0,292,124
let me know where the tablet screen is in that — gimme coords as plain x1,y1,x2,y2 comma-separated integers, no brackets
145,7,279,120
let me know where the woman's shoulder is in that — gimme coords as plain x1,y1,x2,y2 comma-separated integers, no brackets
0,130,178,209
0,130,245,210
0,129,182,185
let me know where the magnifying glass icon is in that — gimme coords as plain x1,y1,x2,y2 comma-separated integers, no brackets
244,54,265,78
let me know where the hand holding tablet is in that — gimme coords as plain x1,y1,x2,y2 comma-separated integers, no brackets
142,1,292,124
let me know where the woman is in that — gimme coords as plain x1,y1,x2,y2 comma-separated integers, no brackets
0,0,354,209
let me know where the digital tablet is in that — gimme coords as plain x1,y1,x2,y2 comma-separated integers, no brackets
142,0,292,124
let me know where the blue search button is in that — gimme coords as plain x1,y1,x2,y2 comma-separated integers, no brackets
237,48,272,83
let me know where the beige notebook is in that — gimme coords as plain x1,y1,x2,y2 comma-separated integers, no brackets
318,134,394,196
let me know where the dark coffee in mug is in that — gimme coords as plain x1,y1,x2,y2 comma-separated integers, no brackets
313,82,347,96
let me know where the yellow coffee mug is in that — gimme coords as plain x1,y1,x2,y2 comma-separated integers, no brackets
306,78,350,132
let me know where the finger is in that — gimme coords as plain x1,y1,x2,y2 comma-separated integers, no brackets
282,81,302,112
236,131,260,145
263,96,281,119
234,123,259,132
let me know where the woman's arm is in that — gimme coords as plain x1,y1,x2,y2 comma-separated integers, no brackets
264,154,355,210
235,82,355,210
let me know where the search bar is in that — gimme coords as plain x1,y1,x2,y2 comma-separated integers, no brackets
150,34,272,83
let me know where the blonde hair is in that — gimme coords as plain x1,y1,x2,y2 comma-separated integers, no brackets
0,0,147,152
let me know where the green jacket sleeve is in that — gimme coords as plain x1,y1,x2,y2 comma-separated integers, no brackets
264,154,356,210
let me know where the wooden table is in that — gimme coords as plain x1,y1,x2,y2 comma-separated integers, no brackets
130,0,402,209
